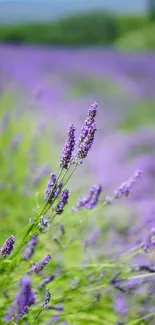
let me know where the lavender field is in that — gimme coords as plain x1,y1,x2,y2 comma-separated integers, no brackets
0,44,155,324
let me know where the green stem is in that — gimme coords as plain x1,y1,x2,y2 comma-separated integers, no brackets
127,311,155,325
36,169,64,222
32,307,44,325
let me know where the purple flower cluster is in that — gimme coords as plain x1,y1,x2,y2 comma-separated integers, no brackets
27,254,51,275
76,184,102,211
60,123,76,169
23,236,38,260
114,169,142,199
77,102,97,161
5,276,36,321
56,188,69,214
39,274,56,289
44,288,51,307
143,228,155,252
0,235,15,258
44,172,57,203
38,215,49,233
52,305,64,311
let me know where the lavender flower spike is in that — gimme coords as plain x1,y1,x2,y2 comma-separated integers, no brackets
56,188,69,215
60,123,76,169
38,215,49,233
44,288,51,308
0,235,15,258
76,184,102,211
77,122,97,160
44,172,57,203
143,228,155,252
5,275,36,321
39,274,56,289
77,102,97,147
114,169,142,199
27,254,51,275
23,236,38,260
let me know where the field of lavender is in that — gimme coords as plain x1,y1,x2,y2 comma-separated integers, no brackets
0,44,155,325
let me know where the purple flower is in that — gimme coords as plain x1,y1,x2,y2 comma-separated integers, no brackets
77,102,97,147
114,292,129,318
56,188,69,215
27,254,51,275
77,122,97,160
23,236,38,260
38,215,49,233
50,315,60,323
39,274,56,289
143,228,155,252
114,169,142,199
0,235,15,258
104,196,112,205
76,184,102,211
44,172,57,203
44,288,51,307
5,275,36,321
60,123,76,169
52,305,64,311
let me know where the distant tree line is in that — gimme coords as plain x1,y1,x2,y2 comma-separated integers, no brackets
0,11,149,46
148,0,155,20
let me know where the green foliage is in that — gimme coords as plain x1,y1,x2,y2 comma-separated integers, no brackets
118,99,155,131
116,14,148,36
148,0,155,21
0,11,118,45
116,22,155,51
0,92,155,325
0,11,153,49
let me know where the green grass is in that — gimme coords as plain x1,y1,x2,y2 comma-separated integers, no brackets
116,22,155,51
66,75,125,99
118,99,155,131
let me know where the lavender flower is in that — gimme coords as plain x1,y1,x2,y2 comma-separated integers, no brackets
77,122,97,160
76,184,102,211
56,188,69,215
27,254,51,275
44,288,51,308
86,185,102,209
44,172,57,203
5,276,36,321
76,102,97,162
39,274,56,289
104,196,112,205
60,123,76,169
52,305,64,311
114,169,142,199
0,235,15,258
23,236,38,260
50,315,60,323
38,215,49,233
143,228,155,252
77,102,97,146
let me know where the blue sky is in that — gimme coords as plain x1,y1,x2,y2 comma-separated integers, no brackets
0,0,147,25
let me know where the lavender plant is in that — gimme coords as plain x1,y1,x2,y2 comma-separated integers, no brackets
0,100,155,325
